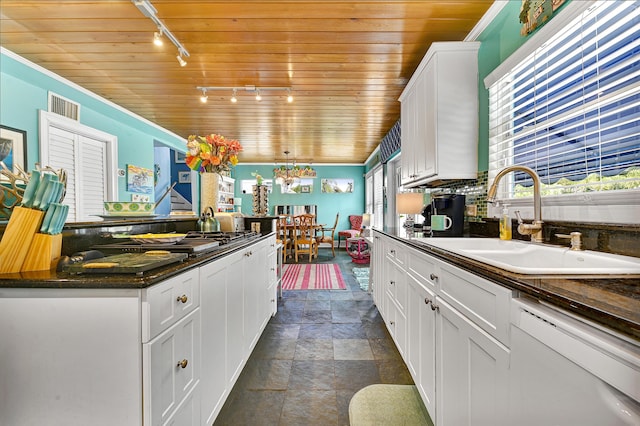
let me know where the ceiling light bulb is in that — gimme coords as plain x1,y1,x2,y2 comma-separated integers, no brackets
231,89,237,103
153,31,163,46
255,89,262,101
176,53,187,67
287,89,294,103
200,90,208,103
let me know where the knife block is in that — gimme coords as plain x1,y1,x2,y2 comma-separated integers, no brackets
0,206,45,273
21,233,63,272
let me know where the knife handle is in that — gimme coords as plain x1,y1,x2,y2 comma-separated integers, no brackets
21,170,41,208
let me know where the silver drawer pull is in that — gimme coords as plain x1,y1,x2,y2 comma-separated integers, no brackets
177,359,188,369
176,295,188,304
390,280,395,286
429,273,438,281
424,297,431,306
430,302,440,312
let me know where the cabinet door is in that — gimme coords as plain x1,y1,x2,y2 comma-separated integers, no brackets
422,56,437,178
146,308,200,426
225,250,246,386
401,88,417,185
406,274,436,418
244,240,268,353
199,259,229,425
372,233,386,314
435,297,509,426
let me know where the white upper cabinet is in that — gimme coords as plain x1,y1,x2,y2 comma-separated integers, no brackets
399,42,480,188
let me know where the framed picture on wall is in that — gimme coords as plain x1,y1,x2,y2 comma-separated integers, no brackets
321,178,354,193
175,151,186,163
301,185,311,193
126,164,154,194
178,171,191,183
0,125,27,181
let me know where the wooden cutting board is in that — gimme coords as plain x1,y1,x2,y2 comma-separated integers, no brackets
64,252,187,275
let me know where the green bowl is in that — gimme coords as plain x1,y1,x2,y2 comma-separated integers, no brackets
103,201,155,215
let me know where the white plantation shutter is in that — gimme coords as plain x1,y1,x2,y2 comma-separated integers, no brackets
40,111,117,222
373,166,384,229
487,0,640,199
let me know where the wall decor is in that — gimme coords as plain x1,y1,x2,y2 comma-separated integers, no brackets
178,171,191,183
321,178,354,193
126,164,154,194
301,185,311,193
0,125,27,180
520,0,566,36
280,178,314,194
175,151,186,163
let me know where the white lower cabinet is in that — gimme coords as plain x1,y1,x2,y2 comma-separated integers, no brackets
144,308,201,426
435,297,509,425
200,235,277,425
374,232,512,425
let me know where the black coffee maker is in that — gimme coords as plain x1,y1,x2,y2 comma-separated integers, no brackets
421,194,466,237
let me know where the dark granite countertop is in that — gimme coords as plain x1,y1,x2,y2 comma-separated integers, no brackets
0,234,267,290
381,232,640,342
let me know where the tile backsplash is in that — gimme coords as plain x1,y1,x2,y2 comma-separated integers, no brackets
429,171,639,257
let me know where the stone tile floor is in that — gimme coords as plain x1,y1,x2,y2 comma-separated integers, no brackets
213,248,414,426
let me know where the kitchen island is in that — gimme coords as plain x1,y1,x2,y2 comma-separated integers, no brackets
0,218,280,426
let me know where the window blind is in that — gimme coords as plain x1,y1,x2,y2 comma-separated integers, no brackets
373,166,384,229
488,0,640,199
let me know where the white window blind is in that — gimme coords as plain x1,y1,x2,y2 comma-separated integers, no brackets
373,166,384,229
488,0,640,200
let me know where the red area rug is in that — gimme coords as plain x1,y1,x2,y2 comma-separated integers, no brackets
282,264,347,290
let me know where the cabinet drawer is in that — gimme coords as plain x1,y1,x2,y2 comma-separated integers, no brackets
407,245,439,293
144,308,201,426
386,239,406,267
438,264,512,346
144,269,200,342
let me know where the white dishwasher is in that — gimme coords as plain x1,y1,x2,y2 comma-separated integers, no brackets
509,297,640,425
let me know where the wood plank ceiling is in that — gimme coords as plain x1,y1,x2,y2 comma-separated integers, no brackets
0,1,493,164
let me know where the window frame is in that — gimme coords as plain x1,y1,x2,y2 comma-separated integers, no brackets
484,0,640,224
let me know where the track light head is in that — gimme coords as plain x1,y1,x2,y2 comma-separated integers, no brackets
153,30,163,46
255,89,262,101
176,52,187,67
231,89,238,103
200,89,208,103
287,89,294,103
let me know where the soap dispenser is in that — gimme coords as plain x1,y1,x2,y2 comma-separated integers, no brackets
499,205,512,240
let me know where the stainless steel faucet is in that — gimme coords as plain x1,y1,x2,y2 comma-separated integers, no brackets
487,165,544,243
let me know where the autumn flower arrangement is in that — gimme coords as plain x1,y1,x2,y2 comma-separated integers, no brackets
185,134,242,175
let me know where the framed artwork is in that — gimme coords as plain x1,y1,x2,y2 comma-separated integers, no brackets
126,164,154,194
321,178,354,193
0,125,27,180
300,185,311,193
178,171,191,183
175,151,186,163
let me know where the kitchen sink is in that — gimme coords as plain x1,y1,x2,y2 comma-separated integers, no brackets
412,237,640,275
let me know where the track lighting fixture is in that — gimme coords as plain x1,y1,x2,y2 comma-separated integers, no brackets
176,50,187,67
200,89,208,103
153,29,163,46
195,85,294,103
132,0,189,66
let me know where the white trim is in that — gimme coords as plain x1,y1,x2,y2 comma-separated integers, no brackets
365,145,380,166
465,1,510,41
1,47,185,147
483,0,596,89
39,110,118,202
488,190,640,224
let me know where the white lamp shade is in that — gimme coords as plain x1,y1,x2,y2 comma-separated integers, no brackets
396,192,424,215
362,213,372,227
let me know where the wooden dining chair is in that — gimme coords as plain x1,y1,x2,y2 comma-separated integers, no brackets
293,214,317,262
315,212,339,257
276,215,293,259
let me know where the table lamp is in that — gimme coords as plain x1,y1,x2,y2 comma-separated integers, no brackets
361,213,373,236
396,192,424,234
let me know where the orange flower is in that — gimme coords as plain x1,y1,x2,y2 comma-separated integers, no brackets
184,133,242,174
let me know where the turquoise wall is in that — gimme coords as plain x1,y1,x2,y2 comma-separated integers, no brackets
233,164,365,232
0,52,186,202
